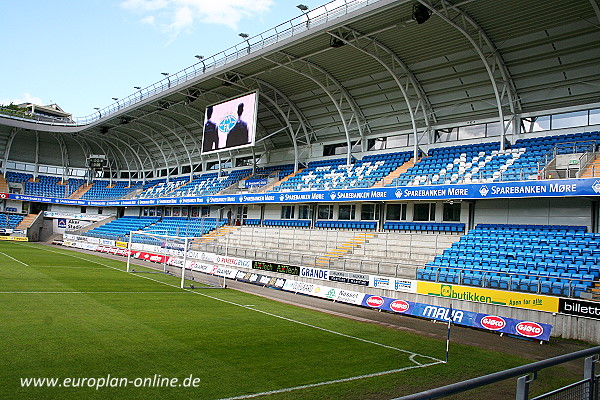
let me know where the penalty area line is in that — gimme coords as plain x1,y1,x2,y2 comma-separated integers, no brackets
0,251,29,266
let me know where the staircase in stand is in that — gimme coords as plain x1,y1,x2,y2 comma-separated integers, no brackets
16,213,39,230
0,174,9,193
194,225,239,244
69,183,93,199
314,232,375,267
371,158,417,188
580,154,600,178
258,168,305,193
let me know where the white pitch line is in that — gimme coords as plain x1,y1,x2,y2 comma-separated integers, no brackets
17,243,445,396
0,291,188,294
0,251,29,266
31,265,105,269
216,362,443,400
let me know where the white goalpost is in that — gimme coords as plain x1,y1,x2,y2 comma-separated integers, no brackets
126,230,226,289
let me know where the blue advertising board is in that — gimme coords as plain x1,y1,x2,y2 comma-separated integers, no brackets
360,294,553,341
245,178,268,188
10,177,600,207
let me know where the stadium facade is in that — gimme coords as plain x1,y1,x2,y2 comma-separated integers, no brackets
1,0,600,343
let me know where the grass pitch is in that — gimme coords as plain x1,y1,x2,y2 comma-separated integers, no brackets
0,241,574,399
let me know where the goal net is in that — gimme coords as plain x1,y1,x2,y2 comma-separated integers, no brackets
126,230,226,289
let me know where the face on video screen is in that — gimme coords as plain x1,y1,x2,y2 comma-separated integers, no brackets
202,91,257,154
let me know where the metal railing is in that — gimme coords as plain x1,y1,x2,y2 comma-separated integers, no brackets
0,0,385,127
394,346,600,400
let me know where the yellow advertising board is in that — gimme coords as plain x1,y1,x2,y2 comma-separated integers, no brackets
0,236,29,242
416,281,559,313
116,241,128,249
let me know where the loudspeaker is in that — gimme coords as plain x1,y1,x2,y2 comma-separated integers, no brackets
412,3,431,24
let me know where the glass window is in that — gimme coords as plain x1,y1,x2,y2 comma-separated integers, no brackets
318,205,334,219
281,205,295,219
459,124,486,139
551,110,588,130
181,207,189,217
298,204,313,220
361,204,380,220
387,204,406,221
387,134,409,149
201,206,210,217
526,115,550,132
442,202,461,222
338,204,356,220
590,109,600,125
164,207,172,217
414,203,435,221
367,138,386,151
172,207,180,217
434,128,458,143
236,156,254,167
236,206,248,221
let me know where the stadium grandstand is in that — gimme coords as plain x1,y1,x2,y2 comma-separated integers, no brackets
1,0,600,398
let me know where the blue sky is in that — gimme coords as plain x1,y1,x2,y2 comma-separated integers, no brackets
0,0,313,119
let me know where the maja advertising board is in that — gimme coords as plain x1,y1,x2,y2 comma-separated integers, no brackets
361,294,553,341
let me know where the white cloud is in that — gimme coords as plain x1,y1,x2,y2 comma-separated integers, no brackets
0,93,44,106
140,15,155,25
120,0,274,36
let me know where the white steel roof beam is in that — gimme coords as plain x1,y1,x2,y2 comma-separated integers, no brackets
418,0,521,150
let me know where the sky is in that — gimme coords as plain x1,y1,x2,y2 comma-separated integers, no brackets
0,0,316,119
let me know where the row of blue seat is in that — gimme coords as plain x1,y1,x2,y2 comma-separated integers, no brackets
262,219,311,227
315,220,377,230
383,222,464,233
417,269,590,297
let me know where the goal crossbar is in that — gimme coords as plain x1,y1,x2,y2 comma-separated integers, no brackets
126,230,226,289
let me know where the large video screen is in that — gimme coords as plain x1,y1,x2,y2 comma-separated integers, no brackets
202,91,258,155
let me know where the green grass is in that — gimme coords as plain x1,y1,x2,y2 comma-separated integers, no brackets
0,241,577,399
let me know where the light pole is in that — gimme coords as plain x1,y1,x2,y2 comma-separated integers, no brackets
239,33,250,54
161,72,170,88
134,86,142,102
112,98,119,110
297,4,310,28
195,55,206,73
93,107,101,119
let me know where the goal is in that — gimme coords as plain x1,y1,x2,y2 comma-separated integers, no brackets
126,230,226,289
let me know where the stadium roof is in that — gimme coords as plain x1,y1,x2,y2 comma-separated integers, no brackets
1,0,599,175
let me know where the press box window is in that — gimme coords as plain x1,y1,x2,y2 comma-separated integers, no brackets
443,202,461,222
361,204,380,221
338,204,356,220
386,204,406,221
413,203,435,221
281,205,295,219
298,205,313,220
318,205,334,220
